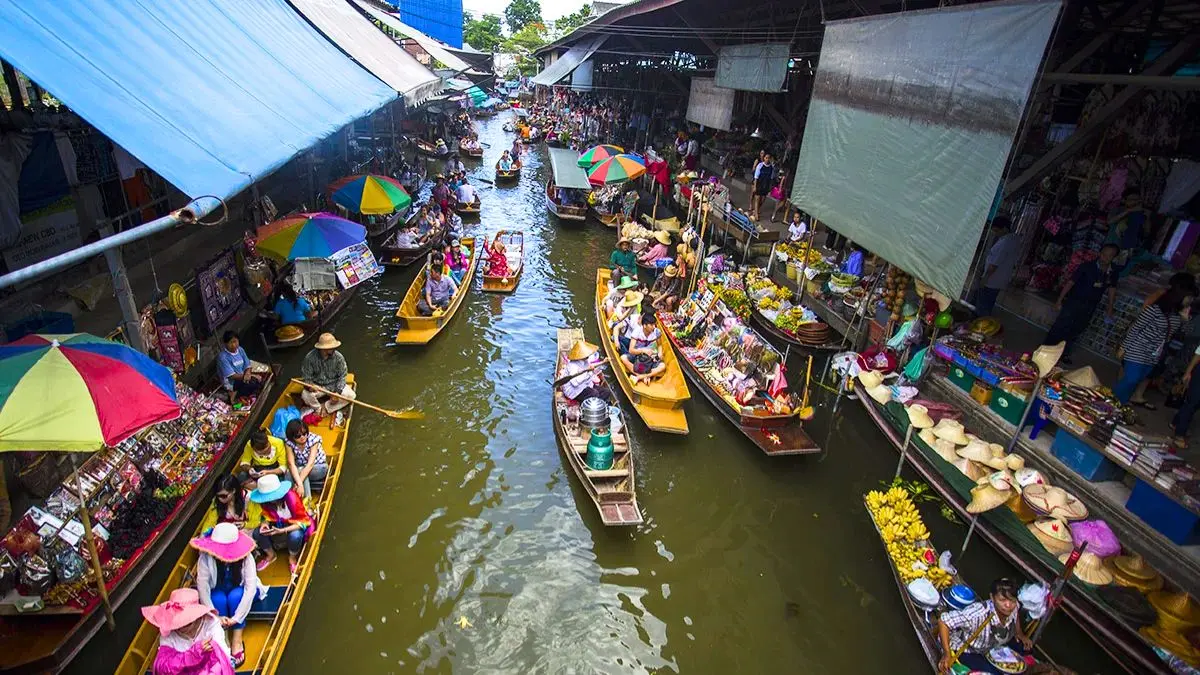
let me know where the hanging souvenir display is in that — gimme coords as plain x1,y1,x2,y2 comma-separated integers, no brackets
195,247,244,334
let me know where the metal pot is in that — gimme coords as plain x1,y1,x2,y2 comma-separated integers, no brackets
579,397,610,429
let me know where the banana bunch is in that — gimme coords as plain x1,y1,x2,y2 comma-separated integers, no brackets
758,296,782,311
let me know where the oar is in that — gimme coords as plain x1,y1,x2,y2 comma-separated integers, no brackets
798,355,815,420
551,359,611,388
291,379,424,420
477,177,495,185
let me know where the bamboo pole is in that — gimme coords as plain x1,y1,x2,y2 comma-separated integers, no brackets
71,455,115,629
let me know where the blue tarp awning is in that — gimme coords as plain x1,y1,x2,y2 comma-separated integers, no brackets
0,0,397,200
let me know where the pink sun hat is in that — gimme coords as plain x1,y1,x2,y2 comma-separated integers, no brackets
141,588,216,636
189,522,256,563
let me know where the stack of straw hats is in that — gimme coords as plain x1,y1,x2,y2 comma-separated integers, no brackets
1058,551,1114,585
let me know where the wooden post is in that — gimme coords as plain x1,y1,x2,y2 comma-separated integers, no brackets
72,455,115,629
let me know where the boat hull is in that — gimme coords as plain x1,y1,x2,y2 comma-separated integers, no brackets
395,237,479,344
481,231,523,294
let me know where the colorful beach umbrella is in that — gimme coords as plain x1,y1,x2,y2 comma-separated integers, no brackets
328,174,412,215
587,154,646,185
0,334,180,451
577,144,625,167
256,212,367,262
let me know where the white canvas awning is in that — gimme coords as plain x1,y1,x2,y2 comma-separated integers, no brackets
532,35,607,86
290,0,441,106
351,1,481,76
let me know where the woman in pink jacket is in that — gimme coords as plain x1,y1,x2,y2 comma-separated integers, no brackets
141,588,234,675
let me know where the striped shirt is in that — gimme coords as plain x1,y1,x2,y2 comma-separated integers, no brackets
941,600,1016,653
1121,305,1181,365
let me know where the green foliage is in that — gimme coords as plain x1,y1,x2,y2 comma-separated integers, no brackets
463,12,503,53
501,22,546,76
553,4,593,38
504,0,542,33
879,477,961,524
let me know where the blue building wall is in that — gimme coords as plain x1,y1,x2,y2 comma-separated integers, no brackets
384,0,464,48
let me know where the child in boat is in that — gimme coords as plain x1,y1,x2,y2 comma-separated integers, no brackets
618,311,666,385
237,429,286,482
141,588,234,675
445,239,470,284
608,289,644,332
191,523,264,667
248,475,313,575
485,239,511,278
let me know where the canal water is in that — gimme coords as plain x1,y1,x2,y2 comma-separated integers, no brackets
73,117,1117,674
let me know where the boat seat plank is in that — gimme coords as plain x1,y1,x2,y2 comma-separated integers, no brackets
246,586,287,620
583,468,629,479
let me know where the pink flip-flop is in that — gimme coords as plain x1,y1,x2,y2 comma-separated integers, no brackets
256,557,272,572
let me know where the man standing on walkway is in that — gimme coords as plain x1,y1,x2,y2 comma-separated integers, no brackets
974,216,1019,317
1043,243,1119,362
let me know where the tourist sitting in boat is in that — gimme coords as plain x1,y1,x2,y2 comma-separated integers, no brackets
273,281,315,327
446,154,466,176
299,332,356,417
284,419,327,500
217,331,265,399
561,339,613,403
446,210,464,240
418,260,459,316
499,151,515,171
616,311,666,385
608,288,643,330
936,577,1032,674
248,474,313,575
445,238,470,284
140,588,234,675
455,180,478,209
394,226,420,249
191,522,263,667
237,429,287,483
200,474,260,534
484,239,510,277
432,175,451,213
435,138,448,154
638,231,672,268
418,205,440,236
461,136,482,153
650,265,684,311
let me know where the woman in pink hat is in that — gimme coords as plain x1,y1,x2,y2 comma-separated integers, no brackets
191,522,263,667
141,588,233,675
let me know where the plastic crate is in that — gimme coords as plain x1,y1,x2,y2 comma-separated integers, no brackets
1050,432,1126,483
947,364,976,393
932,341,957,362
989,387,1029,426
1126,479,1200,546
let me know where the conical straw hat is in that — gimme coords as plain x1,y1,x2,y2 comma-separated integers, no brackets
1029,518,1074,555
1005,453,1026,471
957,439,993,463
1059,551,1114,586
967,483,1011,514
932,438,960,463
951,457,987,481
858,369,884,389
567,340,600,361
1063,366,1101,389
1032,341,1065,377
866,383,892,405
1023,484,1088,521
932,419,969,445
1108,554,1164,592
906,404,935,429
919,428,938,446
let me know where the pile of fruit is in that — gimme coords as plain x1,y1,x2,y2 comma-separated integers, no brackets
713,284,751,320
881,268,911,322
620,221,655,241
774,307,812,334
778,242,824,266
865,487,953,588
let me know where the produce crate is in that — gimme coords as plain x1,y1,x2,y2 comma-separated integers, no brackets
1126,479,1200,546
989,387,1029,426
1050,432,1125,483
947,364,976,394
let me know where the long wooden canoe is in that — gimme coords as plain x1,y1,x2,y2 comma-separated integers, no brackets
659,315,818,455
461,146,484,158
414,137,447,158
395,237,479,344
553,328,643,526
481,231,523,294
749,306,842,353
114,376,353,675
860,395,1173,675
378,209,443,268
455,197,482,217
594,268,689,434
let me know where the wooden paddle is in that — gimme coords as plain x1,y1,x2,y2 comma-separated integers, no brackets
551,359,610,388
798,355,815,420
291,379,424,420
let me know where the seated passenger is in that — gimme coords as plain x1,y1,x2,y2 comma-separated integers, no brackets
418,262,458,316
498,151,515,171
608,289,643,332
455,180,478,207
445,239,470,284
485,239,510,278
650,265,684,312
237,429,287,482
200,473,261,534
190,522,262,667
284,419,327,501
273,282,314,327
618,311,666,385
140,589,233,675
638,231,671,266
605,274,638,315
395,226,419,248
561,340,612,403
248,474,313,574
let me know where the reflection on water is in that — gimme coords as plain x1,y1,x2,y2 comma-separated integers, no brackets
71,118,1118,675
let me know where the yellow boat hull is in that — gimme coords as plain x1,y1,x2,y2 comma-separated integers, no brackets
395,237,479,344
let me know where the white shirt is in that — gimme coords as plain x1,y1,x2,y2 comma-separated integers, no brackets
984,232,1021,289
195,553,265,624
788,220,808,242
455,184,477,203
686,139,699,157
562,357,600,400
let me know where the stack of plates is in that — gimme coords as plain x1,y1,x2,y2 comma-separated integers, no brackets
793,322,831,346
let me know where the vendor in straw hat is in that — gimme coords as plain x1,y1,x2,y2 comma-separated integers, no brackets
140,587,233,675
637,230,672,268
936,577,1032,674
610,237,637,279
650,265,684,311
191,522,263,667
299,332,356,417
561,340,612,403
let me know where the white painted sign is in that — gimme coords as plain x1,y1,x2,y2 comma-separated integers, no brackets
3,197,80,270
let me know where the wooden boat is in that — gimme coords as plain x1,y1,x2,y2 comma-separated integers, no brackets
546,148,591,222
659,313,818,455
495,161,521,183
552,328,643,526
395,237,480,344
749,306,843,352
481,231,523,294
594,268,690,434
546,181,588,221
114,375,354,675
461,145,484,159
413,137,448,158
259,284,358,353
0,370,279,674
502,122,516,132
455,196,482,217
400,164,426,197
378,208,444,268
860,395,1174,675
592,207,620,228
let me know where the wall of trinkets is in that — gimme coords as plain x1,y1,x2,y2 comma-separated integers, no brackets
0,383,243,613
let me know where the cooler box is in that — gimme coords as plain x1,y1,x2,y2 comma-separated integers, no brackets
1050,432,1125,482
947,364,976,394
1126,479,1200,546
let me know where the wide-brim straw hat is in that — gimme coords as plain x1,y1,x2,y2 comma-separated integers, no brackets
857,369,884,389
141,588,216,636
951,457,988,481
619,291,645,308
919,428,938,446
932,418,970,445
1140,626,1200,662
866,383,892,405
1150,592,1200,630
275,325,305,343
906,404,935,429
653,231,671,245
1029,518,1074,555
932,438,960,463
568,340,600,361
1023,484,1088,521
315,332,342,350
1108,553,1164,592
957,439,994,463
664,265,679,278
1032,341,1066,377
1006,453,1026,471
616,276,639,290
1064,365,1101,389
1060,551,1114,586
967,483,1011,514
189,522,256,563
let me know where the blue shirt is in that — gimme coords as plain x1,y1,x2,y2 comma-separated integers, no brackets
274,296,312,325
217,346,250,390
842,251,864,276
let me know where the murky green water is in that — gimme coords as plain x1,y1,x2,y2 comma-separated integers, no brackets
72,118,1117,675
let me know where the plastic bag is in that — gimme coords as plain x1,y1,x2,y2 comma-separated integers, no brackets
269,406,302,439
1071,519,1122,558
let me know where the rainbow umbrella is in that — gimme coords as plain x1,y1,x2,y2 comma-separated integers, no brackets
328,174,412,215
587,154,646,185
256,212,366,262
0,334,180,451
577,144,625,167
